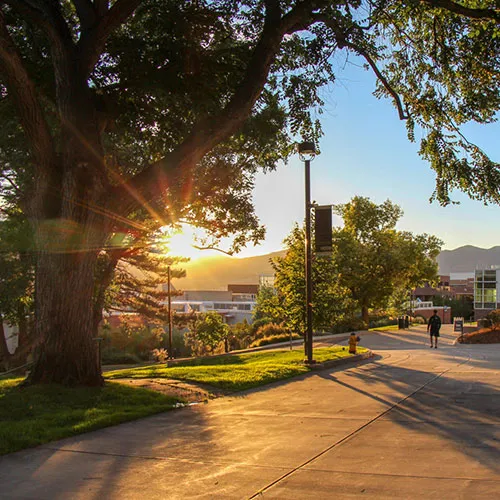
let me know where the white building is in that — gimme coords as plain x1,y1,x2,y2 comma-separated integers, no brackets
170,300,255,324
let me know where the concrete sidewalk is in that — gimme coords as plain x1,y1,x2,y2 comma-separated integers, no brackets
1,325,499,499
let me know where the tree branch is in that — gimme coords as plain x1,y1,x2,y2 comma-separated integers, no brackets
348,42,408,120
72,0,97,29
108,0,323,216
78,0,142,76
4,0,75,53
0,10,55,170
95,0,110,17
192,245,235,256
317,15,409,120
418,0,500,23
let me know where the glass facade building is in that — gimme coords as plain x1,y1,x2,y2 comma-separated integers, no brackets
474,269,499,311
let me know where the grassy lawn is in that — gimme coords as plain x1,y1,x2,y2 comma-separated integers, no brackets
369,324,400,332
105,346,369,392
0,378,182,456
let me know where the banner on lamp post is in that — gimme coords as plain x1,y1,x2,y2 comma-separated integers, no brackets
314,205,332,255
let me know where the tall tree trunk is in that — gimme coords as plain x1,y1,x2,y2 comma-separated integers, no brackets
28,158,108,386
361,305,369,326
0,316,11,371
17,302,28,349
29,249,104,386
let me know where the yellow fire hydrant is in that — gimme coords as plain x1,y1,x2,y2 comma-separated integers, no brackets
348,332,361,354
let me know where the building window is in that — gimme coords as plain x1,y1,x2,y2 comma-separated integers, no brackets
474,270,498,310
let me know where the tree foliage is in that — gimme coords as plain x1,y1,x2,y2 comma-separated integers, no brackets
271,224,355,333
333,197,442,323
187,312,230,354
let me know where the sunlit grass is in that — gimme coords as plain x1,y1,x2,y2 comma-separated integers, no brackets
105,346,369,391
0,378,182,456
369,324,400,332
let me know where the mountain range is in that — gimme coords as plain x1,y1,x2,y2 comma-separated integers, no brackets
437,245,500,274
173,245,500,290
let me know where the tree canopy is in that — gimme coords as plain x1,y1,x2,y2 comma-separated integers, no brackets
0,0,498,384
270,224,356,333
266,197,441,330
333,197,442,323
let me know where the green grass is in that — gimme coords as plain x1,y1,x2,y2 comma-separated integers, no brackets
0,378,183,456
105,346,369,392
369,324,400,332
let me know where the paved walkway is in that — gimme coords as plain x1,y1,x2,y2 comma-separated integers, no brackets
1,325,499,499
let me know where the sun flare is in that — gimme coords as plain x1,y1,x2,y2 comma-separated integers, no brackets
164,228,199,260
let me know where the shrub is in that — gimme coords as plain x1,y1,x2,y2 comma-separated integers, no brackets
330,317,365,334
250,333,301,347
369,317,398,328
229,320,253,350
478,318,492,329
101,324,164,359
412,316,427,325
251,317,273,335
151,348,168,363
485,309,500,328
101,350,142,365
254,322,287,339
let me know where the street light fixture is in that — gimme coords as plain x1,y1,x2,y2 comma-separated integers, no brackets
297,141,317,364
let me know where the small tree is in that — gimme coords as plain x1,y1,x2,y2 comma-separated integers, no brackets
230,320,253,350
189,312,230,355
253,285,284,325
485,310,500,329
271,225,355,334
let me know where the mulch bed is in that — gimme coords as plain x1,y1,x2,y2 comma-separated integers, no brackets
113,378,229,403
457,327,500,344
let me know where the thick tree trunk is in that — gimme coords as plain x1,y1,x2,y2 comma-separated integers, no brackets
29,249,104,386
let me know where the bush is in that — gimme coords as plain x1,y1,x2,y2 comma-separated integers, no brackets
369,317,397,328
250,333,301,347
412,316,427,325
251,317,273,335
101,350,142,365
478,318,492,329
329,317,365,334
101,324,164,359
229,320,253,350
151,348,168,363
485,309,500,328
254,323,287,339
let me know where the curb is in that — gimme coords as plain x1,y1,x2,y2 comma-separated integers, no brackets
309,350,374,371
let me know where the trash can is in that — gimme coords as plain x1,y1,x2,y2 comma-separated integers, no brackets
398,317,405,329
404,315,409,328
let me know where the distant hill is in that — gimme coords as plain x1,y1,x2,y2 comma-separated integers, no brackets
173,245,500,290
437,245,500,274
173,250,285,290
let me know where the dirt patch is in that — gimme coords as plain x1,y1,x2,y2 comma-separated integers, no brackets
113,378,229,402
457,327,500,344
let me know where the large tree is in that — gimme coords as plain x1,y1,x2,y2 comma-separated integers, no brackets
0,1,498,385
333,197,442,323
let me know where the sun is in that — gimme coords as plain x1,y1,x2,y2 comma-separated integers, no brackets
160,224,235,260
165,227,199,260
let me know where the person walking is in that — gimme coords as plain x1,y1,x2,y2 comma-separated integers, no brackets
427,309,442,348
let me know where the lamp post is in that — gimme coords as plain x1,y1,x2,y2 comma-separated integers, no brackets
167,265,173,359
298,141,317,364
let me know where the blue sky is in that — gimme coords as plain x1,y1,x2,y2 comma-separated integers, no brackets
241,59,500,258
173,58,500,260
